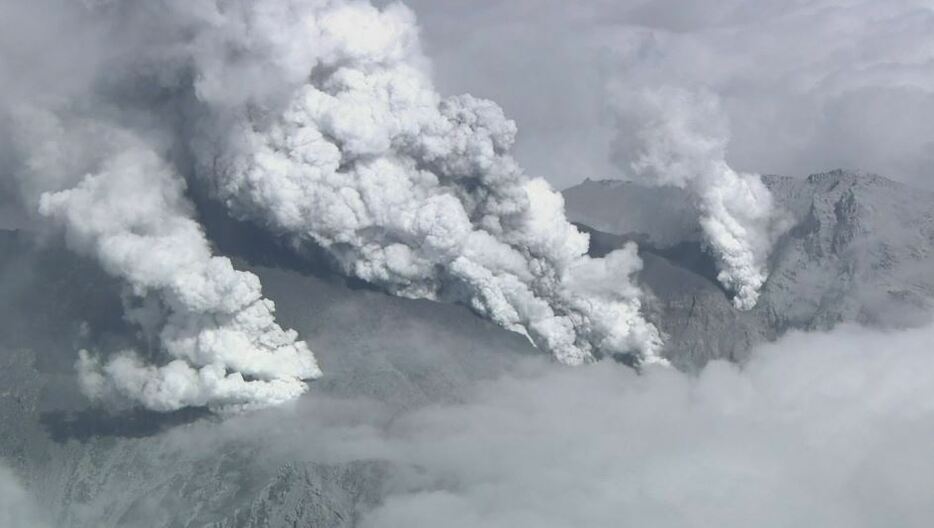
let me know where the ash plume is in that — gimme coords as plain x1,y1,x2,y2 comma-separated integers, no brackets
609,86,789,310
0,0,666,415
180,0,666,365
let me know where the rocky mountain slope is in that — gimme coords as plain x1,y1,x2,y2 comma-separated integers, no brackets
565,170,934,369
2,170,933,526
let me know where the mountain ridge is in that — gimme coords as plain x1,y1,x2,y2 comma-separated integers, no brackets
565,170,934,369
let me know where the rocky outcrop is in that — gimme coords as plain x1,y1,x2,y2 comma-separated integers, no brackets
566,170,934,369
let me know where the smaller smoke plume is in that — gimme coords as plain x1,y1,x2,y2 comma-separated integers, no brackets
9,109,320,412
609,86,788,310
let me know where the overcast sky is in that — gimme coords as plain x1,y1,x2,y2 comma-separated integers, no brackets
395,0,934,189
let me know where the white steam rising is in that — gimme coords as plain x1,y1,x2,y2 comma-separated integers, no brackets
610,86,788,310
8,110,320,412
0,0,666,413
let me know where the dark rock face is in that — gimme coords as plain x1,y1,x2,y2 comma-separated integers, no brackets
2,169,934,526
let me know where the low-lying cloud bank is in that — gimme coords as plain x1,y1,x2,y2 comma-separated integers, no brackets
210,320,934,527
404,0,934,190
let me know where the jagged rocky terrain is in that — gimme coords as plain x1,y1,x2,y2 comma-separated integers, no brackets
2,170,934,526
566,170,934,370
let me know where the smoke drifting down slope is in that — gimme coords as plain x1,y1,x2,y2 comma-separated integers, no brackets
1,0,672,411
9,110,320,412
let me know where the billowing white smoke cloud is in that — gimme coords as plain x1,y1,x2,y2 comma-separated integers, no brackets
609,86,788,309
180,1,665,365
0,0,667,415
7,109,320,412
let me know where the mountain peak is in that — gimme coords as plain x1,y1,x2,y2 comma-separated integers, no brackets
563,171,934,369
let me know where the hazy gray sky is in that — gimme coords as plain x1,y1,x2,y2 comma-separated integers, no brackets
399,0,934,189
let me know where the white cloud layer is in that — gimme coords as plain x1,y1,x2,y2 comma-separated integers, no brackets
361,322,934,526
221,320,934,527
